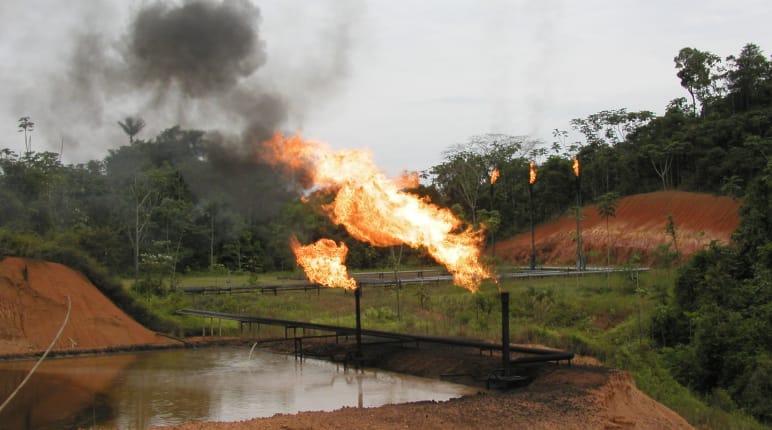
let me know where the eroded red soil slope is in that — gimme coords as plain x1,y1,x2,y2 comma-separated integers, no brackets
494,191,740,267
0,257,179,356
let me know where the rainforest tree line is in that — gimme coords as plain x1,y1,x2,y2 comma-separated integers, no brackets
1,43,771,421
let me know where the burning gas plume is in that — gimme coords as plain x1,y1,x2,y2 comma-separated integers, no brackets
529,161,537,184
260,133,491,292
573,156,580,177
490,168,501,185
290,236,357,290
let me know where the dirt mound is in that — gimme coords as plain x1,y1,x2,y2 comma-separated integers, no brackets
494,191,740,266
0,257,179,357
590,370,693,429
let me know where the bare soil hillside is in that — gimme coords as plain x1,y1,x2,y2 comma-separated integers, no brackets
0,256,179,357
494,191,740,266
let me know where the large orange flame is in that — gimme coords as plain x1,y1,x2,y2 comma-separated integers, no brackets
260,132,491,292
573,157,580,177
490,168,500,185
290,236,357,290
529,162,537,185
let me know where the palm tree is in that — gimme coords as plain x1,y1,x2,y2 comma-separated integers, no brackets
118,116,146,144
596,192,619,281
18,116,35,153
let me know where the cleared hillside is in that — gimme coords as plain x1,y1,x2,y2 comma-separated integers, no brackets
493,191,741,267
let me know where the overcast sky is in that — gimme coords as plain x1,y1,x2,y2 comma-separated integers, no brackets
1,0,770,176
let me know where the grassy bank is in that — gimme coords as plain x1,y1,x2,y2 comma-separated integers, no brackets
126,267,766,429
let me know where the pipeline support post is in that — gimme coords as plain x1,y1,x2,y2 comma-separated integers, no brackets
355,285,362,357
501,292,510,376
575,161,584,271
528,184,536,270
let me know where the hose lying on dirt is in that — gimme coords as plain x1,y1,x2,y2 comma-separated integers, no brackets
0,295,71,413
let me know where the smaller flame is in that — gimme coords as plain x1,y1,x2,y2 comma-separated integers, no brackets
529,162,537,185
573,157,580,177
490,168,500,185
290,236,357,290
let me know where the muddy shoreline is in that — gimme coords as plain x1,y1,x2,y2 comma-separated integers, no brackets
152,337,693,430
2,333,695,429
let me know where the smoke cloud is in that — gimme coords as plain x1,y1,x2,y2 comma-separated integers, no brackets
129,0,265,97
4,0,361,220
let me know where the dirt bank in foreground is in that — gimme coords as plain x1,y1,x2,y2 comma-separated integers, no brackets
0,257,179,357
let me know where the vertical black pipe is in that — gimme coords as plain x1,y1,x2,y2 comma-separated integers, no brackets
575,172,583,271
490,182,496,258
501,292,510,376
355,285,362,357
528,183,536,270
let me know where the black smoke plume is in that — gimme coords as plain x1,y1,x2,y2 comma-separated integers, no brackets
129,0,265,97
18,0,358,218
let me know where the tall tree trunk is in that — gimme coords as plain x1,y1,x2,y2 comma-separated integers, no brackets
209,214,215,270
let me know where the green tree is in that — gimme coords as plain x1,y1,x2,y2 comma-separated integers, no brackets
125,174,161,281
117,116,146,144
723,43,771,112
626,100,694,191
733,159,772,268
156,197,194,288
595,192,619,270
673,47,722,116
17,116,34,153
570,109,654,147
571,109,654,198
665,213,679,257
531,156,575,221
430,134,534,225
477,208,501,255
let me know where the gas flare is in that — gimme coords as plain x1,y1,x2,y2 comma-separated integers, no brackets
573,157,580,177
290,236,357,290
529,162,537,185
490,168,500,185
260,132,491,291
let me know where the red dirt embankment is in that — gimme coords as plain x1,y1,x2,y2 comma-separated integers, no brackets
494,191,741,266
0,257,179,357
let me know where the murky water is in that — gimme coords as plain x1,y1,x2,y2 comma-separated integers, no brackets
0,347,477,429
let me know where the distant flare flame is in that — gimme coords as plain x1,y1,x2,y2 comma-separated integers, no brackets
259,132,491,292
573,157,580,177
490,168,500,185
290,236,357,290
529,162,537,185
